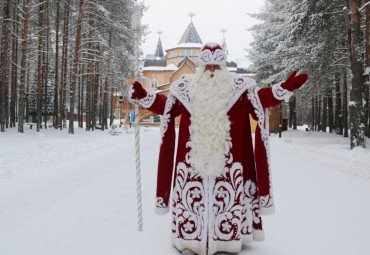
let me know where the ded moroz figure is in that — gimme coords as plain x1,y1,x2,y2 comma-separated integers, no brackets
129,42,308,255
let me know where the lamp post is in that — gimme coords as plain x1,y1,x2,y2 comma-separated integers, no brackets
119,95,124,127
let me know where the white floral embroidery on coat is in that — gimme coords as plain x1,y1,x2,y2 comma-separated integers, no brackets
138,90,156,108
156,197,167,208
272,82,293,102
160,94,177,144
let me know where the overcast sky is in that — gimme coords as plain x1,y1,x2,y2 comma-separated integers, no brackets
140,0,265,63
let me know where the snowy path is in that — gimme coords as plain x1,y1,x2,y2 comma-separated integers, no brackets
0,127,369,255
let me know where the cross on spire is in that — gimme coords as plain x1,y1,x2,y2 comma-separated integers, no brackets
189,12,195,21
157,30,163,37
221,28,227,39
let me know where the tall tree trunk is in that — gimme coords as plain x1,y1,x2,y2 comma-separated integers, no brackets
328,87,334,133
110,85,114,127
26,53,30,122
365,0,370,137
86,12,94,131
18,0,31,133
311,96,315,131
36,0,44,132
289,97,293,128
77,63,81,127
68,0,84,134
10,0,20,128
318,96,321,131
316,95,319,131
335,72,343,134
59,0,70,130
79,63,85,128
43,0,50,129
350,0,366,148
322,94,328,132
0,0,11,132
93,43,100,130
103,76,109,130
343,69,349,137
53,0,60,129
292,95,297,129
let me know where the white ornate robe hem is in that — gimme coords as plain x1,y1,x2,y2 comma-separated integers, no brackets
155,207,169,215
260,205,275,215
252,229,265,242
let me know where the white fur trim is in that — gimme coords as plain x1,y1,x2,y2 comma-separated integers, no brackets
170,75,193,114
155,207,169,215
155,196,169,215
170,74,256,115
247,87,275,213
260,204,275,215
138,90,156,108
198,49,227,67
272,82,293,102
160,94,177,144
128,84,135,99
227,75,257,111
253,229,265,241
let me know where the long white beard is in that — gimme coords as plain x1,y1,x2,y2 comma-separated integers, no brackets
187,66,232,176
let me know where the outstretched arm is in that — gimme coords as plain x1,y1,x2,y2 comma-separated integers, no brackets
258,71,308,108
129,81,167,115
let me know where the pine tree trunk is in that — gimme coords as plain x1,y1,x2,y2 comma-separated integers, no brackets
350,0,366,148
328,88,334,133
26,53,30,122
289,97,293,128
53,0,60,129
292,95,297,129
315,95,319,131
103,76,109,130
110,86,114,127
93,43,100,130
10,0,20,128
0,0,11,132
59,0,70,130
343,69,349,137
79,63,85,128
318,96,322,131
77,64,81,128
86,12,94,131
44,0,50,129
335,72,343,135
311,96,315,131
365,0,370,137
68,0,84,134
18,0,31,133
322,94,328,132
36,0,44,132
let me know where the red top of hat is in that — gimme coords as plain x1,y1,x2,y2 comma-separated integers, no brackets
201,42,223,53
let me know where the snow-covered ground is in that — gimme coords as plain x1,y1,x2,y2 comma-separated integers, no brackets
0,126,369,255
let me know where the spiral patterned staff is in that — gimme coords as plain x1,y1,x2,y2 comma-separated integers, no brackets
131,9,143,232
134,100,143,232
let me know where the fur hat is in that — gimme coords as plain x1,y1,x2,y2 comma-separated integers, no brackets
198,42,227,67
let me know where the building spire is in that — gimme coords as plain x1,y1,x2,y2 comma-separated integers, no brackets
178,13,202,44
155,30,164,58
221,28,228,55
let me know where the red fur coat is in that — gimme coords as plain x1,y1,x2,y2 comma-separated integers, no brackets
135,74,292,255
